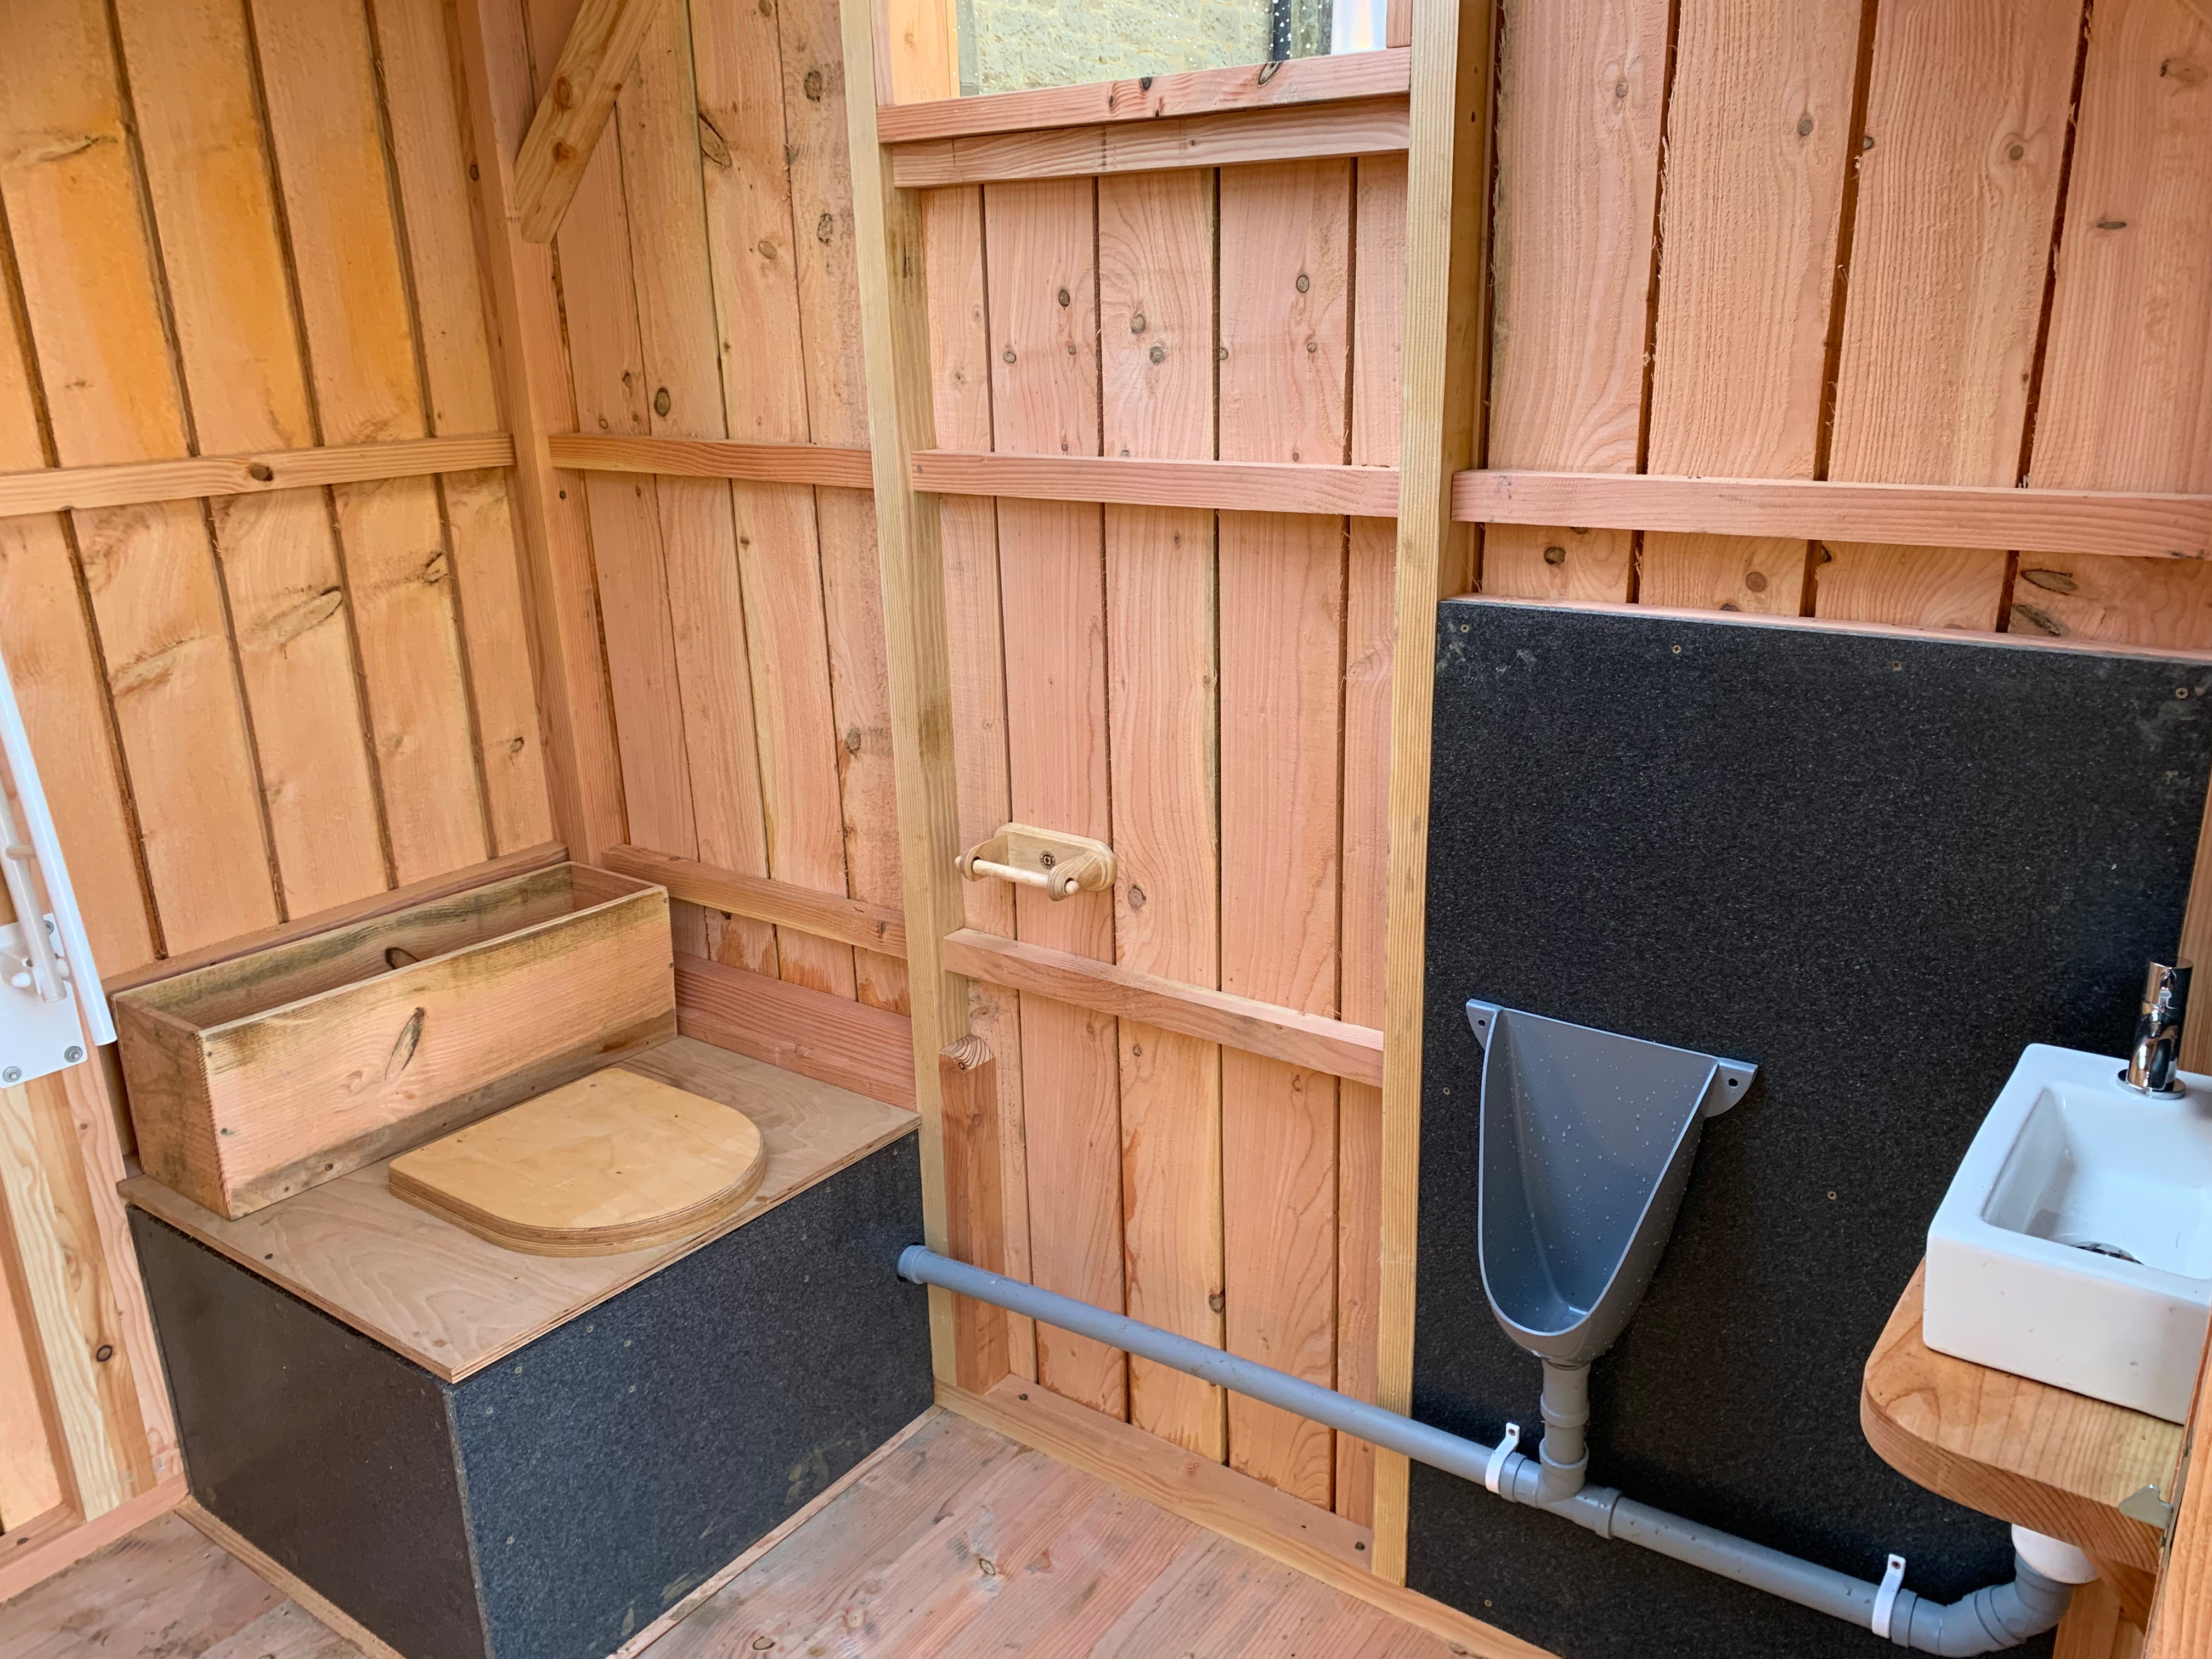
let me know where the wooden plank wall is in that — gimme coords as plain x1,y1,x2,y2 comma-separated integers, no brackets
1484,0,2212,647
517,0,914,1035
0,0,553,1564
915,153,1404,1524
554,0,2212,1553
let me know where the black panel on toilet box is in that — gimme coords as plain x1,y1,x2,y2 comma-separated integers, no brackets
1408,602,2212,1659
134,1130,933,1659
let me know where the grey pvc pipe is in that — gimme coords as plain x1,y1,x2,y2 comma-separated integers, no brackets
899,1247,2074,1655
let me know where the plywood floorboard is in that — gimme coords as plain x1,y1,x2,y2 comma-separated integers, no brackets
1,1413,1466,1658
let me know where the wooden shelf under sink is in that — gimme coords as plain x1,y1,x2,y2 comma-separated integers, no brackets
1862,1260,2181,1578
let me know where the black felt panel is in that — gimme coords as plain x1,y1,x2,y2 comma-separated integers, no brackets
131,1211,490,1659
1407,602,2212,1659
453,1132,933,1659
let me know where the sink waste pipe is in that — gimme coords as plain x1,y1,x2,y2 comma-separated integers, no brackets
899,1246,2095,1654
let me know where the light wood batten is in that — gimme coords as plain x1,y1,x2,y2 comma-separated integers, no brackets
0,434,514,520
1456,471,2212,564
512,0,669,242
915,451,1400,515
548,434,875,488
944,929,1385,1087
876,49,1413,144
889,97,1410,188
1374,0,1498,1586
601,845,907,958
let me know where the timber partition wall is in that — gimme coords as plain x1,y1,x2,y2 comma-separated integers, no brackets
0,0,2204,1640
512,0,2212,1649
0,0,562,1587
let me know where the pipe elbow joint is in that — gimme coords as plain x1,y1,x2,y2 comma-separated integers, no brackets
1891,1560,2074,1654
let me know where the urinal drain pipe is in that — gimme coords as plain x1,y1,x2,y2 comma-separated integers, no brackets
899,1247,2092,1654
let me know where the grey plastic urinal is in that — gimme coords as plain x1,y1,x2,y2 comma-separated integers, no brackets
1466,1002,1756,1367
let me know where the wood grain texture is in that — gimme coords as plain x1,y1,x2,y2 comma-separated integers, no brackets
877,49,1413,143
892,98,1413,189
1480,0,1666,603
1816,0,2080,631
939,1042,1009,1392
387,1068,764,1255
1218,158,1350,1507
118,865,675,1217
839,0,979,1389
1861,1263,2177,1573
784,0,911,1023
0,1071,159,1516
1375,0,1497,1584
103,843,567,996
1638,0,1863,614
2013,0,2212,650
913,451,1401,515
1338,150,1406,1527
253,0,491,884
872,0,957,104
939,1379,1553,1659
546,436,875,487
178,1503,394,1659
1099,166,1224,1464
644,1402,1487,1659
945,930,1383,1085
675,952,917,1110
0,194,155,975
514,0,670,241
0,436,518,523
0,1495,211,1637
452,0,630,865
607,0,798,986
926,183,1036,1381
120,1036,913,1380
109,0,387,921
370,0,555,859
605,844,906,956
0,0,278,954
2144,1323,2212,1655
1453,470,2211,560
0,1235,63,1527
987,174,1128,1420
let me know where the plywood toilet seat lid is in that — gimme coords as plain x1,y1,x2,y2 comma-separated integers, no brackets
388,1068,766,1256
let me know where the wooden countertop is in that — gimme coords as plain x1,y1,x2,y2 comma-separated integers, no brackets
1861,1261,2181,1574
123,1036,915,1384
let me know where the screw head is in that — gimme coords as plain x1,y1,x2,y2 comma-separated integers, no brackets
1,1068,19,1084
64,1046,83,1064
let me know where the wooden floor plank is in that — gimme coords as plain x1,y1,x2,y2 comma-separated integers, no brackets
2,1410,1476,1659
0,1514,300,1659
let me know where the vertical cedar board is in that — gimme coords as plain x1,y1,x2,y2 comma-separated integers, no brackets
116,867,675,1218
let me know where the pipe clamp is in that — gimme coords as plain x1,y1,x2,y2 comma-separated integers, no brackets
1872,1554,1906,1640
1485,1423,1520,1494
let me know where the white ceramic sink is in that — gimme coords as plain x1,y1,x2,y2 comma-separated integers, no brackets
1925,1042,2212,1423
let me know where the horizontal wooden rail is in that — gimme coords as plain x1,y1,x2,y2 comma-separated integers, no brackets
547,435,876,490
889,96,1410,189
876,49,1411,145
0,433,516,520
603,844,908,958
1452,470,2212,563
911,452,1401,517
942,928,1384,1086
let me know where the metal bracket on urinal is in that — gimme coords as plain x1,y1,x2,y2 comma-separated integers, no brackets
1466,1001,1754,1118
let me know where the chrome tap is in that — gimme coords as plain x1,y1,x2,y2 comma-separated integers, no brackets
2123,958,2192,1096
